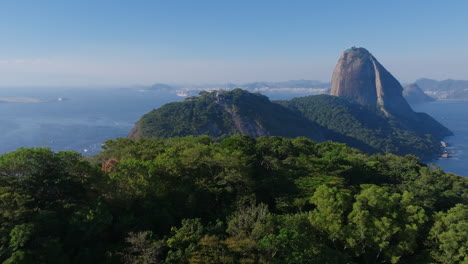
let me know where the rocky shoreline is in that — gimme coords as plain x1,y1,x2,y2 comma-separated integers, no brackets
440,141,455,158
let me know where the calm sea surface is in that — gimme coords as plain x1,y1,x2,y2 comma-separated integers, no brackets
412,100,468,176
0,88,182,155
0,88,466,176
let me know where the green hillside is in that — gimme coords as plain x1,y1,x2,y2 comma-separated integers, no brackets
129,89,325,142
279,94,451,160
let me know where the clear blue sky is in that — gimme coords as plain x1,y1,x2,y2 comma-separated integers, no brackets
0,0,467,86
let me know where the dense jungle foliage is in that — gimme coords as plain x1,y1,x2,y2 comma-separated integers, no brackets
0,135,466,263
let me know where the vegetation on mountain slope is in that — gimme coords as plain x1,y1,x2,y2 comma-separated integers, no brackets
129,89,324,142
279,94,451,160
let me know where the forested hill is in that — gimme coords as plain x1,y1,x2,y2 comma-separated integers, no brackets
278,94,451,160
129,89,325,142
0,136,466,263
129,89,450,160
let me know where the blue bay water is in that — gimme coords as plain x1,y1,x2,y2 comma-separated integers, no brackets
412,100,468,176
0,88,182,155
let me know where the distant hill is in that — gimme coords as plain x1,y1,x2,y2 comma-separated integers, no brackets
129,89,325,142
403,83,435,104
240,80,330,90
415,78,468,99
142,83,174,92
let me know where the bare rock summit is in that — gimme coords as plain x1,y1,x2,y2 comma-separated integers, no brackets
331,47,413,117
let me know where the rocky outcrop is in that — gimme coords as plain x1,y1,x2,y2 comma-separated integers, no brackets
127,123,141,139
330,47,452,152
331,47,414,117
220,103,268,138
403,83,435,104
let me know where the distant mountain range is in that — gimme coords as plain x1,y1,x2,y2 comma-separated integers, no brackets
238,80,330,90
143,78,468,101
415,78,468,99
140,80,331,95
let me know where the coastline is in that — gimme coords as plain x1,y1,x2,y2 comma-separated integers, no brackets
439,140,454,159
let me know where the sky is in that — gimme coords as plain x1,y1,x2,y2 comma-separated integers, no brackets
0,0,467,87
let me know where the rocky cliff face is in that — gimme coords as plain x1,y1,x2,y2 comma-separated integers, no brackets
127,123,141,139
331,47,414,117
403,83,435,104
330,47,452,149
218,101,269,138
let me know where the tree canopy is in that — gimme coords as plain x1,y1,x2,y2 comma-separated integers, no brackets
0,135,466,263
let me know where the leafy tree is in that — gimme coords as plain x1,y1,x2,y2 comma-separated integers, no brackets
120,231,166,264
309,185,352,245
0,148,103,263
347,185,427,264
189,235,233,264
400,167,468,212
165,219,204,263
428,204,468,264
224,201,272,263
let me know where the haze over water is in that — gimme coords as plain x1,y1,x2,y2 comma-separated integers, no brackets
0,88,182,155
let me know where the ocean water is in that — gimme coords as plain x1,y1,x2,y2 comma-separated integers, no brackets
411,100,468,177
0,87,182,155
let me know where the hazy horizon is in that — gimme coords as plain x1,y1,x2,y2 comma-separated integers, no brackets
0,77,466,90
1,0,467,87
